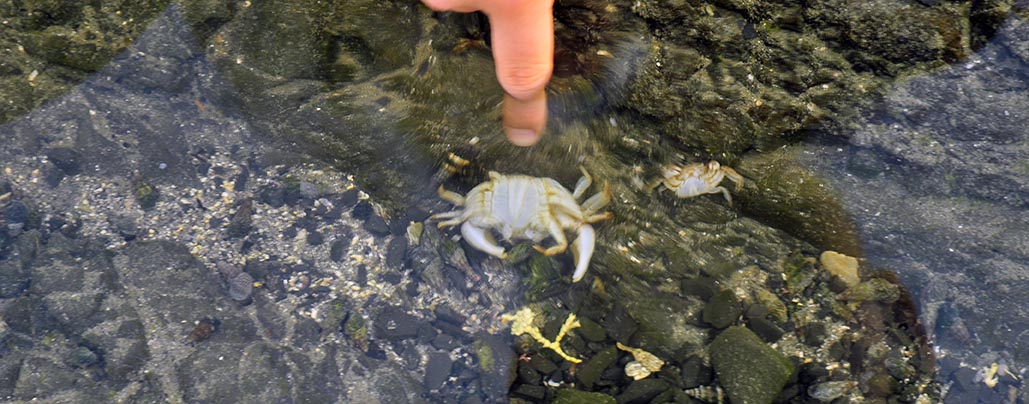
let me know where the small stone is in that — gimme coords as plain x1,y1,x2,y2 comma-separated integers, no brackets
352,201,373,220
702,290,741,329
748,317,785,343
363,215,390,237
819,251,860,287
577,345,618,390
577,316,607,342
710,326,794,404
229,272,254,301
46,147,82,175
424,352,453,390
616,378,670,404
385,237,407,268
306,230,324,246
512,384,546,401
841,278,901,303
434,305,466,326
807,381,857,402
298,182,318,199
431,333,458,350
374,306,421,340
553,389,616,404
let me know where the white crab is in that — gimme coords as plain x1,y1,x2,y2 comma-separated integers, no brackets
650,161,744,205
431,168,612,282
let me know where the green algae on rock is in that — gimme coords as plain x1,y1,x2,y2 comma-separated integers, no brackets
710,326,795,404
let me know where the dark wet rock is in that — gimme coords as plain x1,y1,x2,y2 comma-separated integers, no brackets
681,276,718,301
616,378,670,404
227,198,254,238
12,356,80,399
41,292,103,334
680,355,713,389
710,326,794,404
298,181,319,199
431,333,458,351
702,289,742,329
375,306,422,340
386,237,408,268
601,304,638,344
424,351,453,390
352,200,373,220
259,185,286,207
45,147,82,175
473,332,516,401
554,389,616,404
306,230,325,246
529,354,559,376
2,200,28,227
433,305,467,327
329,234,350,262
576,316,607,343
363,214,391,237
577,345,618,390
228,271,254,301
512,384,547,401
747,317,785,343
0,259,29,298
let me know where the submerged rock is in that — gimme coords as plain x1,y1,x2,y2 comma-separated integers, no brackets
709,326,794,404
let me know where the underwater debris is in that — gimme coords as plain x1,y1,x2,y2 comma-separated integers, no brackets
501,307,582,363
616,341,664,380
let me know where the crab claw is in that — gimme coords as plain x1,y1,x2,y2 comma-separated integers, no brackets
461,222,506,258
570,225,596,283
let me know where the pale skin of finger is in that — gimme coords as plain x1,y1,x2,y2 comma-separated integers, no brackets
421,0,555,146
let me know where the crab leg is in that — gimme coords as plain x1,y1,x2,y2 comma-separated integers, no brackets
533,215,568,256
580,182,611,215
461,222,506,258
570,224,595,282
437,185,465,206
722,167,744,191
709,186,733,206
571,166,593,200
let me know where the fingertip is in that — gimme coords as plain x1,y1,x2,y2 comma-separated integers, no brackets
505,127,541,146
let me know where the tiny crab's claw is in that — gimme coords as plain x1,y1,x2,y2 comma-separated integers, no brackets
461,222,506,258
570,225,596,283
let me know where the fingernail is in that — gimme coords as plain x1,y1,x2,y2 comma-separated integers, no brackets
505,127,540,146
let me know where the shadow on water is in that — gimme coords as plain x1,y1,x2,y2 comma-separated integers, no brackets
0,1,1027,403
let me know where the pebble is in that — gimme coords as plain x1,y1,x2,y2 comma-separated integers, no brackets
424,352,453,390
819,251,860,287
385,238,407,268
228,272,254,301
702,290,741,329
306,230,324,246
433,305,466,326
363,215,390,237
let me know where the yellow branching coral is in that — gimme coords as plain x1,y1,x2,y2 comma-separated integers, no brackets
501,307,582,363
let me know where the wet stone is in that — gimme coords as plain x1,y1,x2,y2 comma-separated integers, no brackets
602,305,638,344
576,316,607,342
512,384,546,401
702,290,741,329
339,189,359,207
553,389,616,404
363,214,390,237
228,272,254,301
681,276,718,300
434,305,467,326
530,354,558,375
431,333,458,350
616,378,670,404
385,237,407,268
710,326,794,404
298,182,318,199
748,317,785,343
352,200,373,220
680,356,713,389
374,306,422,340
306,230,324,246
45,147,82,175
577,345,618,390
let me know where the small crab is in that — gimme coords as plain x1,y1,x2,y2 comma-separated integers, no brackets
431,167,612,282
649,161,744,205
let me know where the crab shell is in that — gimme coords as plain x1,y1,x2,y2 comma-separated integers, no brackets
653,161,744,205
431,168,612,282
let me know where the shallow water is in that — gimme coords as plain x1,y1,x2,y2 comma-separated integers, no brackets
0,2,1027,404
